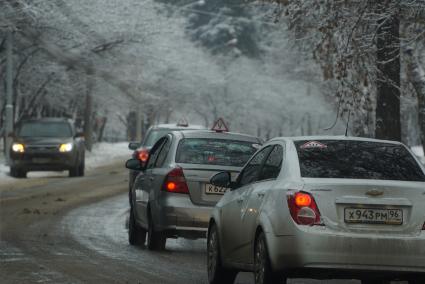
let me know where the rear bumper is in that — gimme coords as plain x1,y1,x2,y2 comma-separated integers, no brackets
152,193,213,239
266,227,425,277
10,152,77,171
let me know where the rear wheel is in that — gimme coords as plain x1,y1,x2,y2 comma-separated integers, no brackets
254,232,286,284
128,207,146,246
147,210,166,250
207,224,237,284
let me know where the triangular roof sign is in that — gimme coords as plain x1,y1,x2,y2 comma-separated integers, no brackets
176,117,189,127
300,141,327,149
211,117,229,132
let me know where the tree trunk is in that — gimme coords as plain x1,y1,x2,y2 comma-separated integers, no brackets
405,49,425,156
375,8,401,141
84,73,94,151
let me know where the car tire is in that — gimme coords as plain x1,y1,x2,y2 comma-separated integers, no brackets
254,232,286,284
78,159,85,177
11,167,27,178
128,207,146,246
10,167,17,178
147,210,166,251
69,163,79,177
207,224,237,284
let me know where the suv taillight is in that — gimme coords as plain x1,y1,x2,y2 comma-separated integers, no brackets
162,167,189,194
287,191,322,226
137,149,149,163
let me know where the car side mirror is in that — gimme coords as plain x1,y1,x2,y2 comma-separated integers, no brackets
128,142,141,150
75,132,84,138
210,172,232,188
125,158,146,171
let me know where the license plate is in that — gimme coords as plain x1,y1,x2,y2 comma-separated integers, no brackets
205,184,228,195
32,158,51,163
344,207,403,225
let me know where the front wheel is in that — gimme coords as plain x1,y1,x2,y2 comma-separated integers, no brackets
207,224,237,284
78,159,85,177
254,232,286,284
10,167,27,178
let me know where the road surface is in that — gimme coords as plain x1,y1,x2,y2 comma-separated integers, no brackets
0,161,368,283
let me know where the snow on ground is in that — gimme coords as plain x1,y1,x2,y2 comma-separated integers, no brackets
0,142,132,183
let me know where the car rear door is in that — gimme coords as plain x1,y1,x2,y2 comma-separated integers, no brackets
238,144,285,262
135,137,169,226
220,146,273,263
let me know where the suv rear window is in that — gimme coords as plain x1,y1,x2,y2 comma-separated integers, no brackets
18,121,72,138
295,140,425,181
176,138,258,167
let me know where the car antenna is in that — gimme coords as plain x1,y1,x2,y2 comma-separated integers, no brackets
345,109,351,137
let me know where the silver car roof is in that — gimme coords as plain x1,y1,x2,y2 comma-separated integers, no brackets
268,135,403,146
149,123,206,130
171,130,262,143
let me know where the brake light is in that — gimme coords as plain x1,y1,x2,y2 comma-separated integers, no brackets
162,167,189,194
137,149,149,162
287,191,322,226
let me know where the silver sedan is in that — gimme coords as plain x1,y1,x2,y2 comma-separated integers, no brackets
207,136,425,284
126,129,262,250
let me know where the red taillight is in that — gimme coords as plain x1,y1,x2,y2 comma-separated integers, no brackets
162,167,189,194
287,191,322,226
137,149,149,162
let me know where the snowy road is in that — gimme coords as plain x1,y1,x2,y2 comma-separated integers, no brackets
0,161,396,283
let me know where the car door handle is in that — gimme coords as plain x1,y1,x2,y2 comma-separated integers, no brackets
237,198,244,204
140,178,145,182
257,193,265,198
149,177,154,181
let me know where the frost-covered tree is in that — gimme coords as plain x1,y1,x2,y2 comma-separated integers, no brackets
268,0,425,145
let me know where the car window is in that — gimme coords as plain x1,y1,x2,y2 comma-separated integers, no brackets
259,145,284,181
295,140,425,181
143,129,170,147
175,138,258,167
18,122,72,138
155,138,171,168
146,138,167,169
237,146,272,187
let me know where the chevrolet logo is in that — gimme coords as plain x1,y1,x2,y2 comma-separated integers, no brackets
365,189,384,197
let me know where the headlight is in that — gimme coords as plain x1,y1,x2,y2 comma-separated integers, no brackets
59,143,73,152
12,143,25,153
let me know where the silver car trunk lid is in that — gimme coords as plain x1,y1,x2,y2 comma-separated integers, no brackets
180,164,240,206
302,178,425,235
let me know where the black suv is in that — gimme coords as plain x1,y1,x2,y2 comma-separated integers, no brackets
9,118,85,178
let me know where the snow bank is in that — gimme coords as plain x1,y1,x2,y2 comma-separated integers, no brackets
0,142,132,183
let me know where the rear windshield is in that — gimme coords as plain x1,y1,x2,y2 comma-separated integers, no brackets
18,121,72,138
295,140,425,181
176,138,259,167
